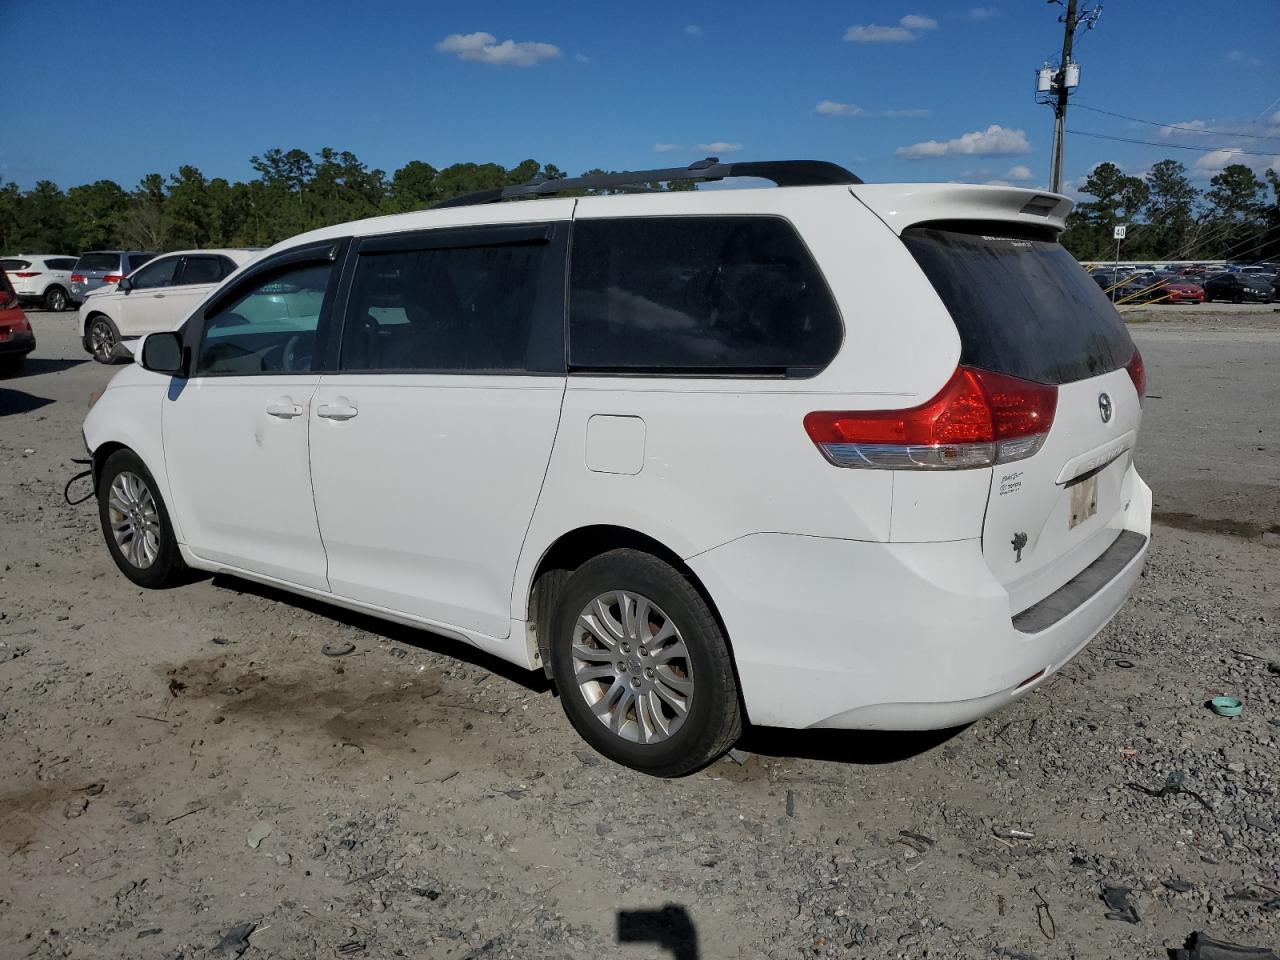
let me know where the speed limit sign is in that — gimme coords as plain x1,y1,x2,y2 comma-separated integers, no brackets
1113,225,1127,240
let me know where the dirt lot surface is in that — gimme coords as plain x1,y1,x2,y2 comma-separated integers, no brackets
1,308,1278,959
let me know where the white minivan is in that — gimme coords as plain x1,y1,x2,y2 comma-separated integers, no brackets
83,160,1151,776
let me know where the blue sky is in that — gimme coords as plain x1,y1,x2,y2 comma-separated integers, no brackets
4,0,1278,196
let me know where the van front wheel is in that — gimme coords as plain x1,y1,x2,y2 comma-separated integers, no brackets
548,549,741,776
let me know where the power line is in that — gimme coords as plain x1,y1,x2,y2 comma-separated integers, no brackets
1065,129,1280,157
1073,104,1280,142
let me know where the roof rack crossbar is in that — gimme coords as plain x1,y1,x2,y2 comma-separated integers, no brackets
432,158,861,209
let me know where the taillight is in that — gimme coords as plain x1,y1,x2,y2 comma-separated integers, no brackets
14,271,41,278
102,274,124,284
70,274,85,283
804,366,1058,470
1125,348,1145,404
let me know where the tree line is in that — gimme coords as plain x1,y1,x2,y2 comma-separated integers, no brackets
1,147,1276,263
1061,159,1280,264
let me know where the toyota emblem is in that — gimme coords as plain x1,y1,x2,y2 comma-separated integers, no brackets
1098,392,1113,423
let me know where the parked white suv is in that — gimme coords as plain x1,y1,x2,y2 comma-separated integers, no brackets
1,254,78,311
80,249,258,363
82,160,1151,776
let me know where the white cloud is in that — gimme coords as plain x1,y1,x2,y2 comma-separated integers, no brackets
815,100,865,117
1160,118,1207,138
1226,49,1262,67
697,141,743,154
897,124,1031,159
1193,147,1280,178
846,13,939,42
883,107,930,118
899,13,938,30
684,24,703,36
1005,164,1033,181
575,53,592,64
984,179,1012,186
967,6,998,19
1270,111,1280,126
436,32,561,67
1226,50,1244,62
653,143,679,153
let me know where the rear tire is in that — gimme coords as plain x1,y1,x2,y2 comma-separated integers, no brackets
97,449,187,589
548,549,741,776
43,286,68,311
1232,291,1243,304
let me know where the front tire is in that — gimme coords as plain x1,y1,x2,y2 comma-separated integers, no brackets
88,315,122,363
548,549,741,776
97,449,186,589
43,286,68,311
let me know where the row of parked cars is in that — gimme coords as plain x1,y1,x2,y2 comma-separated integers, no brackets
1088,262,1279,305
1,248,259,368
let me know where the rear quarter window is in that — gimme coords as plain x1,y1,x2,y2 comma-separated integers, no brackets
47,258,77,271
901,224,1135,385
568,215,842,377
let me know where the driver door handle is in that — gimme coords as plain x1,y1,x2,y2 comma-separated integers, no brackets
265,400,303,419
316,402,358,421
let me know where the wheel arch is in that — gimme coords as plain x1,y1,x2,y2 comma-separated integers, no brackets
524,524,740,694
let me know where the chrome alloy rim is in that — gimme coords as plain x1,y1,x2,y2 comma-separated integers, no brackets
572,591,694,744
107,471,160,568
91,320,114,361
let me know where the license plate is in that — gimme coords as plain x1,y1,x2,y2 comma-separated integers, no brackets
1069,475,1099,528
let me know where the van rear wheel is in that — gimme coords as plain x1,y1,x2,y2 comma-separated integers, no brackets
548,549,741,776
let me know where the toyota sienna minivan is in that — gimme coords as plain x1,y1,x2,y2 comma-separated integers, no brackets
82,159,1151,776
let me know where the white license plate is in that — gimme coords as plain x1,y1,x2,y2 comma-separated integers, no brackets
1069,475,1099,529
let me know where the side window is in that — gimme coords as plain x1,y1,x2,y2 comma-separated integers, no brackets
176,256,224,286
194,261,332,376
48,258,77,271
338,232,562,373
568,216,842,376
218,256,239,280
130,256,180,289
128,253,156,272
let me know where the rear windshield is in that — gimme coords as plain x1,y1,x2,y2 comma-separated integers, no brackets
76,253,120,272
1,259,31,270
902,224,1135,385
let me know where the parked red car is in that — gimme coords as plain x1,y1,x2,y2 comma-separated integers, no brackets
0,269,36,375
1160,280,1205,303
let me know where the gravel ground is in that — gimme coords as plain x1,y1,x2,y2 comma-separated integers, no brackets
0,309,1278,959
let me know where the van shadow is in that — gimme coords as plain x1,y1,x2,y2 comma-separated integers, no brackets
6,357,89,378
618,905,699,960
739,723,965,765
0,386,54,416
208,573,552,695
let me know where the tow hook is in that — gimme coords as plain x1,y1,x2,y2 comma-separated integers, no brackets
64,457,94,506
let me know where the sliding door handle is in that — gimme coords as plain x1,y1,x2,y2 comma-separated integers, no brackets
316,402,358,421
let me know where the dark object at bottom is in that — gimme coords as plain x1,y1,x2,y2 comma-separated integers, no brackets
213,922,256,957
1170,931,1280,960
1101,885,1140,923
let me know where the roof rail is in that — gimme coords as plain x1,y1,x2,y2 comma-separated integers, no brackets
431,158,862,209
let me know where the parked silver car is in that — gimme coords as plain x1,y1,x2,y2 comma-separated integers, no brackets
69,251,157,305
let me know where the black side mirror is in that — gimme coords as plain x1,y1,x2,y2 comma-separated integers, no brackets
117,276,132,293
140,332,187,377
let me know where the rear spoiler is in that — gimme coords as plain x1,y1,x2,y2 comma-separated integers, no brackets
850,184,1072,236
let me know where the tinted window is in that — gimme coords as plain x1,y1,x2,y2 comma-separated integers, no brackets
339,234,561,373
47,258,77,271
128,253,157,272
569,216,841,376
75,253,118,273
177,256,227,286
130,256,179,289
195,261,331,376
1,259,31,270
902,225,1135,384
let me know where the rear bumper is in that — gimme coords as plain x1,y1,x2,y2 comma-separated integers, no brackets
0,331,36,357
689,468,1152,730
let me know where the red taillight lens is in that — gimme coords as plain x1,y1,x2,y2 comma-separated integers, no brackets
70,274,85,283
1125,348,1145,403
804,366,1057,470
102,274,124,284
14,271,41,278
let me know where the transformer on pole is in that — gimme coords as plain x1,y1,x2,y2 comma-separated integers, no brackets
1035,1,1101,194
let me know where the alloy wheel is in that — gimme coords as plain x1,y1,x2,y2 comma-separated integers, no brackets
571,591,694,744
46,288,67,311
90,319,115,362
107,471,161,568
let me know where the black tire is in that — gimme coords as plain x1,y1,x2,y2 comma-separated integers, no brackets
548,549,741,776
43,286,68,311
87,315,122,363
1232,291,1243,304
97,449,187,589
0,355,24,377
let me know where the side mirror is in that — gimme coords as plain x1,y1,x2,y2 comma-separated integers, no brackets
139,332,187,377
117,276,132,293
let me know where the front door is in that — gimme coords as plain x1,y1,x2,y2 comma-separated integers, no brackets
161,248,342,590
307,217,571,638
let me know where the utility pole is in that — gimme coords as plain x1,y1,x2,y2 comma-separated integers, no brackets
1049,0,1078,194
1036,1,1100,194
